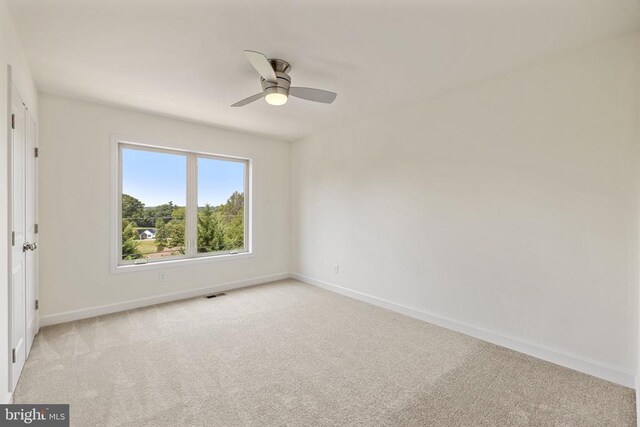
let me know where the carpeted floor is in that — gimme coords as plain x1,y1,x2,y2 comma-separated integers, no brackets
14,279,635,426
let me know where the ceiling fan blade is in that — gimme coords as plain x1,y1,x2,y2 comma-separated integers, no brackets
244,50,277,83
231,92,264,107
289,87,337,104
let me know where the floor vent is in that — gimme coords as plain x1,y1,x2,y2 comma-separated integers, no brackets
205,292,226,299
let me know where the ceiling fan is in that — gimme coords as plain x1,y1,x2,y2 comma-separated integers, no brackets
231,50,337,107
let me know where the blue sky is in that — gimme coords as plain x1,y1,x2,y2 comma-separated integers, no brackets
197,157,245,207
122,148,244,207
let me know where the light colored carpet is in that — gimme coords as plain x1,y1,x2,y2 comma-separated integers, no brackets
14,279,635,426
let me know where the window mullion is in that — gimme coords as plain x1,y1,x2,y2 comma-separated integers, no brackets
186,153,198,257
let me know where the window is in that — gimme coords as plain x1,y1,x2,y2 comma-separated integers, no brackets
116,141,250,268
197,157,246,255
121,147,187,261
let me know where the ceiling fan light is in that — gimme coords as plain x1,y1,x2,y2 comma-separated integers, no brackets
265,92,288,106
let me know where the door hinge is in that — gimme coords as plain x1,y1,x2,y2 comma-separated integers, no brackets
11,231,15,246
12,348,15,364
34,224,39,234
11,113,15,130
35,299,39,310
34,147,38,158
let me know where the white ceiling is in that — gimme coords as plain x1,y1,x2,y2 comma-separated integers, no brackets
7,0,640,141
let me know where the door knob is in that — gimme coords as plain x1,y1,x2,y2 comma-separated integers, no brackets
22,242,37,252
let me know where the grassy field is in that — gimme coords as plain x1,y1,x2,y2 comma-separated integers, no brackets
135,238,181,258
137,239,159,255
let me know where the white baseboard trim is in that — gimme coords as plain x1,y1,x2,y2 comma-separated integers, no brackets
2,392,13,404
39,272,290,327
291,272,635,388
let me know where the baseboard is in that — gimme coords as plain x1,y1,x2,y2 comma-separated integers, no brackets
37,271,635,388
291,272,635,388
2,392,13,404
39,272,290,327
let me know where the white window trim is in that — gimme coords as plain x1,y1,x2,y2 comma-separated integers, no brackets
110,135,253,274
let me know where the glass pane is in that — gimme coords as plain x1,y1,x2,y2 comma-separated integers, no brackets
121,147,187,262
197,157,246,254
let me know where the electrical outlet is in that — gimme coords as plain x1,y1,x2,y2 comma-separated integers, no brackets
334,264,339,274
158,272,166,282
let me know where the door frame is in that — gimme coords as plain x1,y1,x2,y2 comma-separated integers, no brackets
24,102,38,355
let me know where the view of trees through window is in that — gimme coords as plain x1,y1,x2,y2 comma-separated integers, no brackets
120,145,246,263
197,157,245,254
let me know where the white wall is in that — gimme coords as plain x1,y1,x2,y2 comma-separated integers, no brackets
37,94,290,319
0,0,37,402
291,33,640,383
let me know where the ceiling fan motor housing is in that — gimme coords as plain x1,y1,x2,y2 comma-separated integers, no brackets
261,58,291,97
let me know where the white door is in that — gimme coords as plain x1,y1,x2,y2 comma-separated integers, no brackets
10,84,27,390
25,108,38,355
10,84,37,390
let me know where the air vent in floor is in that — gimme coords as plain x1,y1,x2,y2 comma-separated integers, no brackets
205,293,226,299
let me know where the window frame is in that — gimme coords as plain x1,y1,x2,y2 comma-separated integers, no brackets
111,137,252,273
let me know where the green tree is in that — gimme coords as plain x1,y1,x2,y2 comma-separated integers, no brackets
146,202,175,224
122,220,142,260
166,221,185,254
171,206,185,221
219,191,243,217
223,207,244,250
166,206,185,254
122,194,145,224
155,218,168,251
198,204,224,252
216,192,244,250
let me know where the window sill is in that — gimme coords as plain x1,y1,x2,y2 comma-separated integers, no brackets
111,251,254,274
